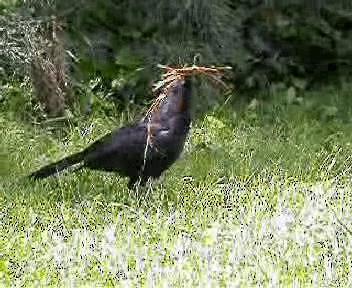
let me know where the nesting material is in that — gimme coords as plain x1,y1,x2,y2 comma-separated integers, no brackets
146,64,232,118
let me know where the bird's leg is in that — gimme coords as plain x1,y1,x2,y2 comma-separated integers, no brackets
127,177,138,190
127,175,148,190
139,176,148,187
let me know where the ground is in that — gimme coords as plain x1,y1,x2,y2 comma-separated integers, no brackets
1,86,352,286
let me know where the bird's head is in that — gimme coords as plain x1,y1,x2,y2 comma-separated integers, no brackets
166,77,192,113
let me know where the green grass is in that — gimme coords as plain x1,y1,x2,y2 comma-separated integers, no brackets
1,86,352,286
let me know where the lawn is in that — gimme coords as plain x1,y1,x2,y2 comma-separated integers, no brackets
1,86,352,286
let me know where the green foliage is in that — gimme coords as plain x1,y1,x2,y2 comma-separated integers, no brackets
0,77,42,121
0,0,20,13
229,0,352,91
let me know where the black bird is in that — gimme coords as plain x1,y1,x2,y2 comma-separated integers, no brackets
30,78,192,188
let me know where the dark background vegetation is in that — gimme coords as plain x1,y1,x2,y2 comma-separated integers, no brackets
0,0,351,120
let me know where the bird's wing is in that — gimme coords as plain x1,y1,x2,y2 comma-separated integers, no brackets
82,123,148,171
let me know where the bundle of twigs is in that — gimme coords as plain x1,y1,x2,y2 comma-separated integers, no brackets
146,64,232,118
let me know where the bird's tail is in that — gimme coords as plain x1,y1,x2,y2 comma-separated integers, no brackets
29,151,85,179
